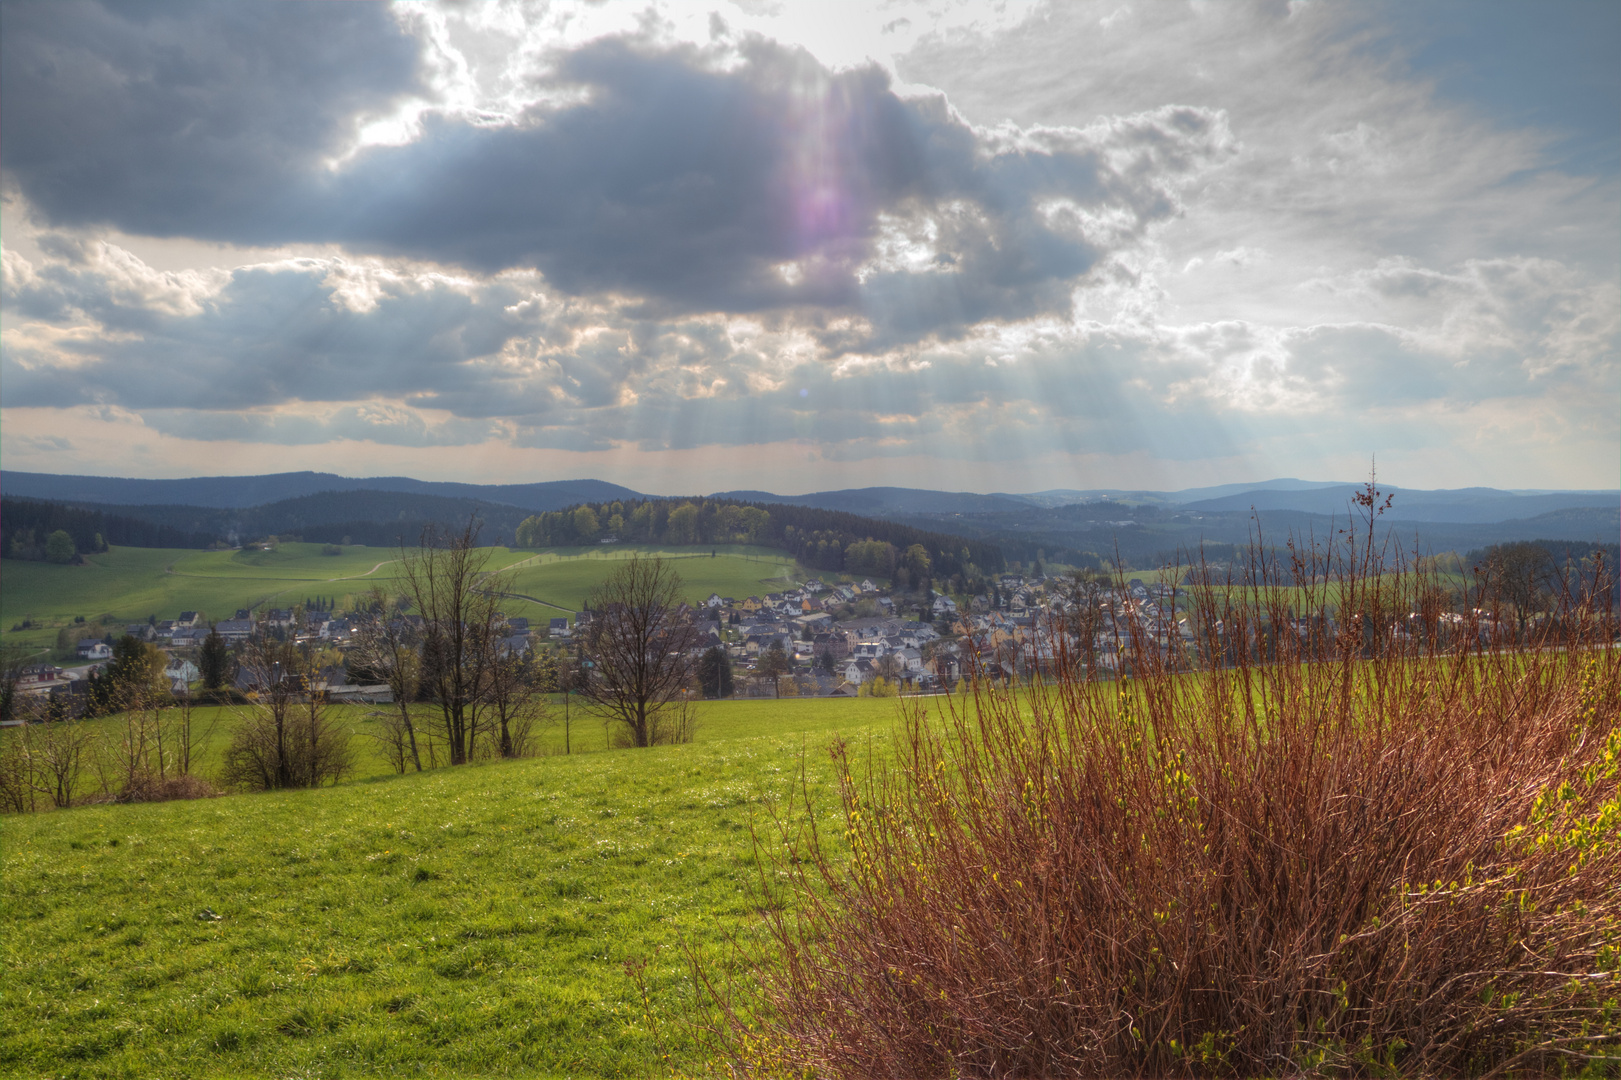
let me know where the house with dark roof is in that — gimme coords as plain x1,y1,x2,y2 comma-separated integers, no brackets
76,640,112,661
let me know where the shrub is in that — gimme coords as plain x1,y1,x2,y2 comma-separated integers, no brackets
219,640,353,791
220,701,353,791
857,675,898,698
731,491,1621,1078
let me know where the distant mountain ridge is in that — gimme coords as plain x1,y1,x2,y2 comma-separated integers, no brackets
1,471,642,512
4,469,1614,573
4,469,1614,532
1180,486,1620,524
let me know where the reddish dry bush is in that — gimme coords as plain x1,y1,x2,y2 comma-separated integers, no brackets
728,506,1621,1078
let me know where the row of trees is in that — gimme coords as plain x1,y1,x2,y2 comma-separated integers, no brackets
1468,540,1620,640
516,501,772,548
6,528,83,564
348,522,705,764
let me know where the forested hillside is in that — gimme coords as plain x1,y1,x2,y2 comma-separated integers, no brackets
0,497,217,558
2,490,1005,582
515,498,1005,580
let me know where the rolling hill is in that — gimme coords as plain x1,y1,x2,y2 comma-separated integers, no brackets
4,470,1613,573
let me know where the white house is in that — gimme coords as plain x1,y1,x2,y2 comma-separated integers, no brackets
164,659,200,684
840,659,874,685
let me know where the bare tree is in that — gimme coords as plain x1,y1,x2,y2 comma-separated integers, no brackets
30,719,98,808
483,647,548,758
0,647,29,727
757,640,790,697
351,586,424,771
0,730,38,813
580,556,701,747
398,519,509,765
1050,570,1111,679
220,637,351,790
1476,541,1558,642
873,651,904,684
165,686,218,780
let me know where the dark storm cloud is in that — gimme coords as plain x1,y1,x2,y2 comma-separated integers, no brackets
0,0,425,241
1,10,1228,347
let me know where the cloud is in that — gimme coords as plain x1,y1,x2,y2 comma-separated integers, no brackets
3,14,1231,349
4,228,1611,473
0,0,424,239
139,404,502,449
0,0,1614,491
10,433,73,453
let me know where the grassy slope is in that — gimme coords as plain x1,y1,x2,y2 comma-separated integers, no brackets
3,696,901,787
1,544,798,658
1,697,902,1078
2,545,410,656
497,546,799,620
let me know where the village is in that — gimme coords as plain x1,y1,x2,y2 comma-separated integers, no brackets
8,569,1207,711
677,572,1189,697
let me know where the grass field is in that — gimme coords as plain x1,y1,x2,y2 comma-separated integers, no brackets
5,694,904,786
495,546,799,622
1,544,799,660
0,696,904,1078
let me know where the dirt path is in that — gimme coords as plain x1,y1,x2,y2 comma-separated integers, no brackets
160,558,398,583
327,559,398,582
492,590,576,615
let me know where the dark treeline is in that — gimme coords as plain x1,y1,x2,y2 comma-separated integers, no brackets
1465,538,1619,571
515,498,1003,580
5,492,533,550
1,496,216,557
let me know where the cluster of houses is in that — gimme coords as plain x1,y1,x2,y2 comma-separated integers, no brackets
10,607,372,718
8,573,1084,711
87,608,364,654
687,575,1053,695
11,569,1512,719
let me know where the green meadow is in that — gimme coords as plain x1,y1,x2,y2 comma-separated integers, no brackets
1,544,799,659
6,695,901,785
0,695,904,1078
495,546,800,621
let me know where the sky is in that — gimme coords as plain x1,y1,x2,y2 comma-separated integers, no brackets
1,0,1617,495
